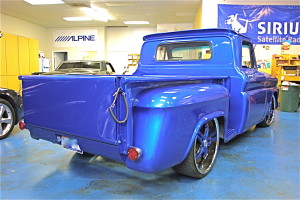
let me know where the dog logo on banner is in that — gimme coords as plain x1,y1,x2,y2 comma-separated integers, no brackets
226,14,249,34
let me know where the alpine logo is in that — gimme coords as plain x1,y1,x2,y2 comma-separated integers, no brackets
55,35,96,42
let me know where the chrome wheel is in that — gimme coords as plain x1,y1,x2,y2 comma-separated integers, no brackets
0,100,15,139
258,94,276,127
194,118,219,175
173,118,220,178
265,95,275,126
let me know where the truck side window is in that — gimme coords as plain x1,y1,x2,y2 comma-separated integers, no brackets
156,42,211,61
242,42,254,68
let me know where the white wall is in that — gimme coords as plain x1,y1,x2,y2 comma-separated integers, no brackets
105,27,156,74
201,0,218,29
47,27,106,69
0,13,157,73
0,13,49,58
255,45,300,61
157,23,193,33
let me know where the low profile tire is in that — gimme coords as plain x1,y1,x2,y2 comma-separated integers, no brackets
0,99,16,140
173,118,220,179
257,95,276,127
79,152,94,157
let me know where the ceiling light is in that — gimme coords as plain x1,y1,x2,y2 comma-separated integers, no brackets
80,7,110,22
24,0,64,5
63,17,92,21
124,21,150,25
105,2,137,7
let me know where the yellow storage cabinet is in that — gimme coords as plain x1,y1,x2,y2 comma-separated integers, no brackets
29,38,39,73
6,34,19,76
6,76,20,92
19,36,30,75
0,33,39,91
1,33,8,88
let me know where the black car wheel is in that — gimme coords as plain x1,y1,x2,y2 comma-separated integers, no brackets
173,118,220,178
257,94,276,127
0,99,16,139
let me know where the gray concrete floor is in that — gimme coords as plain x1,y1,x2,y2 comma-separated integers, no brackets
1,110,300,199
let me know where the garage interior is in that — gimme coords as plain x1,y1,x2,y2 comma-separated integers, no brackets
1,0,300,199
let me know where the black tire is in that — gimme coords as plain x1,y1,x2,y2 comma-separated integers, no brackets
79,152,94,157
257,95,276,127
173,118,220,179
0,99,16,140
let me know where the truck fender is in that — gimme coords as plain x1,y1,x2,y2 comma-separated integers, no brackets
180,111,225,164
134,83,229,108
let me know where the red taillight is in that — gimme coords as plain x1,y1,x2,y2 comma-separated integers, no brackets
19,121,25,130
127,147,142,161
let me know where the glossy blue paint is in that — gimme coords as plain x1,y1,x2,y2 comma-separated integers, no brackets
19,29,278,174
127,98,228,172
134,83,228,108
21,75,118,145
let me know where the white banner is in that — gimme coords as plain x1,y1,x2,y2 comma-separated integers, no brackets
53,29,98,47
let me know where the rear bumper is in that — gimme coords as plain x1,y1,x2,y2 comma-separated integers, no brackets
27,124,125,162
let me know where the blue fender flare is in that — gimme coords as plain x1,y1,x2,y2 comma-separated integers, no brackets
180,111,225,163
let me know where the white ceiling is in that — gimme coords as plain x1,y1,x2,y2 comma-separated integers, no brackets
0,0,202,28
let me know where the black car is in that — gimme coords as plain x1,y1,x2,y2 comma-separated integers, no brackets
33,60,115,75
0,88,23,139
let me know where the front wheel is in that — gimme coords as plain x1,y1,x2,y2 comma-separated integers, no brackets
173,118,220,179
257,94,276,127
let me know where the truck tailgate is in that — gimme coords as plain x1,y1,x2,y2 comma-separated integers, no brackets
20,75,118,144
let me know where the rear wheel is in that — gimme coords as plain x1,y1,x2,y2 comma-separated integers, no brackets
173,118,220,178
79,152,94,157
257,95,276,127
0,99,16,140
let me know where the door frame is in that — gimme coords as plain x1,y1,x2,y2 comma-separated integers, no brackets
52,51,68,70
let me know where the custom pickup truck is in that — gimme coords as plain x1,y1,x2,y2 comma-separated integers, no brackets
20,29,278,178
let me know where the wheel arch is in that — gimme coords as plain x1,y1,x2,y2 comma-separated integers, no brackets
273,91,279,109
180,111,225,163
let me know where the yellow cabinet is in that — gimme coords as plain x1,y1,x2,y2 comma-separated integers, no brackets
29,38,39,73
6,34,19,76
7,76,20,92
19,36,30,75
0,33,7,76
0,76,8,88
0,33,39,91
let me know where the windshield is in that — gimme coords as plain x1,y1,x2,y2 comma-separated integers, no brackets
57,62,104,70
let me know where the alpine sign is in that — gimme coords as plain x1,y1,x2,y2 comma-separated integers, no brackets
218,5,300,44
53,29,98,47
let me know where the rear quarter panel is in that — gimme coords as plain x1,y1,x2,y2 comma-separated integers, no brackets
126,83,229,172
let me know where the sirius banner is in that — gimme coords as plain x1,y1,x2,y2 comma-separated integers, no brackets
53,29,98,47
218,5,300,44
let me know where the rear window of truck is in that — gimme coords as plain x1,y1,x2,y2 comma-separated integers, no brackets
156,41,212,61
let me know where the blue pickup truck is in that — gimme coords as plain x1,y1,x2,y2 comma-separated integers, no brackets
20,29,278,178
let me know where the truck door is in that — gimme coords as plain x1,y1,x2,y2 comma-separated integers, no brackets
22,76,119,145
240,41,268,129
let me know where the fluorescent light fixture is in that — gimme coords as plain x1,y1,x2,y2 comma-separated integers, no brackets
24,0,64,5
124,21,150,25
63,17,92,21
80,7,111,22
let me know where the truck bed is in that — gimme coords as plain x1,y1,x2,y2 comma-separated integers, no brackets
20,74,229,170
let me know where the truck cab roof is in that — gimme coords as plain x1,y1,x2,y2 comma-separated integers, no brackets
143,28,251,42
